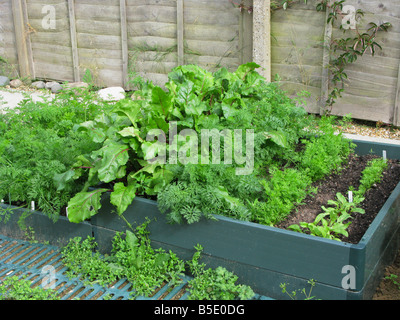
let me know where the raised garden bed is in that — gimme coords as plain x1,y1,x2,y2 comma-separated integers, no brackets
1,138,399,300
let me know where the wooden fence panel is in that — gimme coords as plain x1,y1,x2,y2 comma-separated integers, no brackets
271,0,326,114
26,0,73,81
0,0,20,78
126,0,178,86
1,0,399,125
328,0,400,124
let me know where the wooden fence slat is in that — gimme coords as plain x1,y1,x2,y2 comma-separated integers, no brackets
319,7,333,115
239,0,253,65
11,0,32,78
177,0,184,65
120,0,129,88
21,0,35,79
394,62,400,126
68,0,80,82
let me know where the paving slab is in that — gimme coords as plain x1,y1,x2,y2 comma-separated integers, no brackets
0,89,54,111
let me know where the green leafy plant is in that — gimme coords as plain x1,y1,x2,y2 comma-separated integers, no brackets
186,244,255,300
301,0,391,110
290,155,388,241
355,157,388,197
61,223,255,300
251,167,313,225
297,116,354,181
82,68,94,87
385,274,400,291
0,276,59,300
57,63,351,227
0,88,111,221
289,192,365,241
61,221,185,298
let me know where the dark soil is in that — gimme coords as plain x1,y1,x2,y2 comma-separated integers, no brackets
276,154,400,244
276,153,400,300
373,250,400,300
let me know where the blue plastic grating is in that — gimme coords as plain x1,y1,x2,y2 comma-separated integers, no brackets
0,234,191,300
0,234,271,300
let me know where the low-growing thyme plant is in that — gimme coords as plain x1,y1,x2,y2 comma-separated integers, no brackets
61,221,185,298
186,244,255,300
61,222,255,300
0,276,59,300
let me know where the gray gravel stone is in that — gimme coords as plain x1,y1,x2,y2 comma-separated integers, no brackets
31,81,46,89
10,79,23,88
0,76,10,87
50,83,63,93
45,81,59,90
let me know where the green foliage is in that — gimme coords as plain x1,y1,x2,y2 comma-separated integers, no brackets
0,276,60,300
157,165,256,224
251,167,313,225
61,222,185,298
268,0,391,111
0,88,111,221
186,244,255,300
297,117,354,181
355,158,388,197
59,63,349,226
290,192,365,241
82,69,94,87
280,279,317,300
385,274,400,291
61,223,255,300
290,156,388,241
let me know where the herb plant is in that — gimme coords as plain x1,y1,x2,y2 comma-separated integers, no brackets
61,222,254,300
61,221,185,298
0,88,111,221
289,156,387,241
354,158,388,197
289,192,365,241
385,274,400,291
0,276,60,300
186,244,255,300
280,279,317,300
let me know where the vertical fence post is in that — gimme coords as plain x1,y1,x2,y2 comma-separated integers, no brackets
11,0,33,79
252,0,271,82
320,7,333,115
394,62,400,126
68,0,80,82
120,0,129,89
177,0,184,66
21,0,35,79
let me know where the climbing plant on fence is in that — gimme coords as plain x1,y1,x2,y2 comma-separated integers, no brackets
231,0,392,112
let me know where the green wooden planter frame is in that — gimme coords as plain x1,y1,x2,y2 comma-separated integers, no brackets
1,139,399,300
